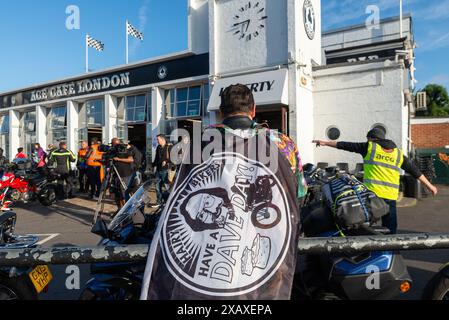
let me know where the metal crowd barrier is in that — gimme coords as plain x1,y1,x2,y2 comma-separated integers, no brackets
1,233,449,267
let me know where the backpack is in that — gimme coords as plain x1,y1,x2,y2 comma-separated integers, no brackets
322,174,389,230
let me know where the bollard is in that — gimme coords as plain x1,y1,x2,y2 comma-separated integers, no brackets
1,234,449,267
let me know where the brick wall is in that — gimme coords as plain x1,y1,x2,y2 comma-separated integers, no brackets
411,122,449,148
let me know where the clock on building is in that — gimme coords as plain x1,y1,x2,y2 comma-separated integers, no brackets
303,0,316,40
229,1,268,42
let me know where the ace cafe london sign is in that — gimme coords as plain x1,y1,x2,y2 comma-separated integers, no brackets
30,72,131,103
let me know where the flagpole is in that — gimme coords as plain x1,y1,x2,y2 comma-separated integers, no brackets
126,19,129,64
86,34,89,73
399,0,403,38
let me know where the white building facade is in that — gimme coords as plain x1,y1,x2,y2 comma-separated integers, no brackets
0,0,415,170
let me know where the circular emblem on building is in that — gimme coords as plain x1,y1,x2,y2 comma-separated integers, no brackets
161,153,291,296
303,0,316,40
157,65,168,80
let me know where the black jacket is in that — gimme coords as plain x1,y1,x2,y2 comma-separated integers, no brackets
49,148,76,174
152,144,172,171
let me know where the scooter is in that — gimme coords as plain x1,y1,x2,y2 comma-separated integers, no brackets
291,164,413,300
0,209,53,300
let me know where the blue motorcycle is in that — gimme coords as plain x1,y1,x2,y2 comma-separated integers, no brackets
292,164,413,300
423,263,449,300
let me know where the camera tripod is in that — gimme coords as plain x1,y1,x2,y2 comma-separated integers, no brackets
91,163,128,226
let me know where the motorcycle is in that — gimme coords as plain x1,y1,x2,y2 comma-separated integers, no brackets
291,164,413,300
0,209,53,300
0,159,57,208
80,181,160,300
422,263,449,300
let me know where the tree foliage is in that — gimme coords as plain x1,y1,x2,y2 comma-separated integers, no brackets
416,84,449,117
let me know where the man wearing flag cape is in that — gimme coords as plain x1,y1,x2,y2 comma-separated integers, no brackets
141,84,307,300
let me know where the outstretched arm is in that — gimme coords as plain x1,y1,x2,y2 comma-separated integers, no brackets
312,140,368,157
312,140,338,148
418,175,438,196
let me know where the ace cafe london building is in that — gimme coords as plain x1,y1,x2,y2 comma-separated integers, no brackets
0,0,416,170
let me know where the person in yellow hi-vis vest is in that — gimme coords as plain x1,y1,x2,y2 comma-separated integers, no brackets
313,127,438,234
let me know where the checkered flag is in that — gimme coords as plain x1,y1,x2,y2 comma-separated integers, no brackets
127,21,144,41
87,35,104,52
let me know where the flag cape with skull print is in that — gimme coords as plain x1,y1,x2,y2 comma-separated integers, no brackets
140,125,305,300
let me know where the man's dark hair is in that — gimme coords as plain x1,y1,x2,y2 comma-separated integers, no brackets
59,141,67,149
91,138,99,144
18,147,24,153
219,84,255,117
157,134,166,141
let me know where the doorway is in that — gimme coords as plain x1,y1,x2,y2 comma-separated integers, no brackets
127,123,147,151
255,107,287,133
88,127,103,144
176,119,202,143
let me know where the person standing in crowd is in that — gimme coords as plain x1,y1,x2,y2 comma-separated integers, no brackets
86,138,104,200
150,134,172,208
32,143,47,169
110,138,134,210
313,128,438,234
47,144,57,161
15,148,27,159
77,141,90,194
48,142,76,200
125,141,143,201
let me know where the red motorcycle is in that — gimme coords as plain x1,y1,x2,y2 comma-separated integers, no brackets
0,159,57,208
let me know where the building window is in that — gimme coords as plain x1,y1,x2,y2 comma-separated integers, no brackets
86,99,105,126
326,126,341,141
0,115,9,160
165,85,203,119
21,111,36,157
125,94,147,122
49,106,67,144
0,115,9,134
51,106,67,129
371,123,387,135
24,111,36,133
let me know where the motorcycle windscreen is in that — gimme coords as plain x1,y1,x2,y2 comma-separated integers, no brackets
140,127,301,300
108,181,153,233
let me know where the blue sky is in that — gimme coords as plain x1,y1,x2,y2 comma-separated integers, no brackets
0,0,448,93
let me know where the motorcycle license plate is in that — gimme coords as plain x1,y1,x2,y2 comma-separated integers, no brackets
29,265,53,293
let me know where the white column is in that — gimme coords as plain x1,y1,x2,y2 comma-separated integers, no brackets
9,110,20,160
151,87,164,160
286,0,316,165
104,94,118,144
67,100,79,153
35,105,47,149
